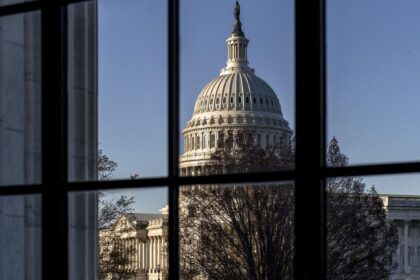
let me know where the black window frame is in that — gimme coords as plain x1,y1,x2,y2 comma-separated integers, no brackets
2,0,420,280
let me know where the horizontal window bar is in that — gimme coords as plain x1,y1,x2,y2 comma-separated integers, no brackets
324,162,420,178
0,0,93,17
0,185,43,196
1,161,420,195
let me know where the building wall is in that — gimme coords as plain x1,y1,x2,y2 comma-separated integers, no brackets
0,2,98,279
100,215,168,280
382,195,420,280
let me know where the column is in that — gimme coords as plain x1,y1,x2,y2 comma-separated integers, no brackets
155,236,158,270
405,220,410,274
128,239,130,270
157,236,161,267
144,241,147,271
132,238,135,270
148,237,152,272
139,240,144,269
134,238,140,270
144,241,150,272
154,236,157,271
159,236,163,267
127,239,130,270
150,237,154,272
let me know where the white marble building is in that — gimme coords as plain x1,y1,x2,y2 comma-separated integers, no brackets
382,195,420,280
100,207,169,280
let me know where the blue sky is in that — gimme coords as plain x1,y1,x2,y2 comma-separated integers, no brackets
98,0,420,212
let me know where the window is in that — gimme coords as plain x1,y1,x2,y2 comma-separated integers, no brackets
2,0,416,280
210,133,215,148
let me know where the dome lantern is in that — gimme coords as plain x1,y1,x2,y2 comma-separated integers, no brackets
222,1,251,74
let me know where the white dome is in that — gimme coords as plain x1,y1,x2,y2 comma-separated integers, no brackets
193,70,283,115
180,12,291,175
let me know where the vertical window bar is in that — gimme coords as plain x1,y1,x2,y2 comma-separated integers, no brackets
41,1,69,280
168,0,180,279
295,0,326,279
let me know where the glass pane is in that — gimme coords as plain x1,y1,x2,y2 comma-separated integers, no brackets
180,182,294,278
327,0,420,165
69,187,168,280
327,173,420,279
0,195,41,280
0,11,41,186
180,0,295,176
68,0,168,182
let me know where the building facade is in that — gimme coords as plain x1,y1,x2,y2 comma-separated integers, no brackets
100,207,168,280
382,195,420,280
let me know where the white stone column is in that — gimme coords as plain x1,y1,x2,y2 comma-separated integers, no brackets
154,236,158,270
131,238,134,270
144,241,146,271
152,236,156,271
160,236,164,267
146,238,149,272
405,220,410,274
157,236,161,267
150,237,153,272
138,239,144,269
136,238,139,271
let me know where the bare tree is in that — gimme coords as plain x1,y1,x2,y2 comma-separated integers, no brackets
99,213,137,280
97,149,137,280
326,137,398,280
180,134,398,280
98,148,117,180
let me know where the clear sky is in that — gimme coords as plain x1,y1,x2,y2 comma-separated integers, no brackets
98,0,420,212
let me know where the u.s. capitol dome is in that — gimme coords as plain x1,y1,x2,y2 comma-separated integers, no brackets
180,6,292,176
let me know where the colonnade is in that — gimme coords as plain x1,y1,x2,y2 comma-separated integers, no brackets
146,235,167,273
184,129,286,153
390,219,420,280
122,235,167,274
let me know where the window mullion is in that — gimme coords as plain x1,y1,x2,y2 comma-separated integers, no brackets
41,1,69,280
295,0,327,279
168,0,180,279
